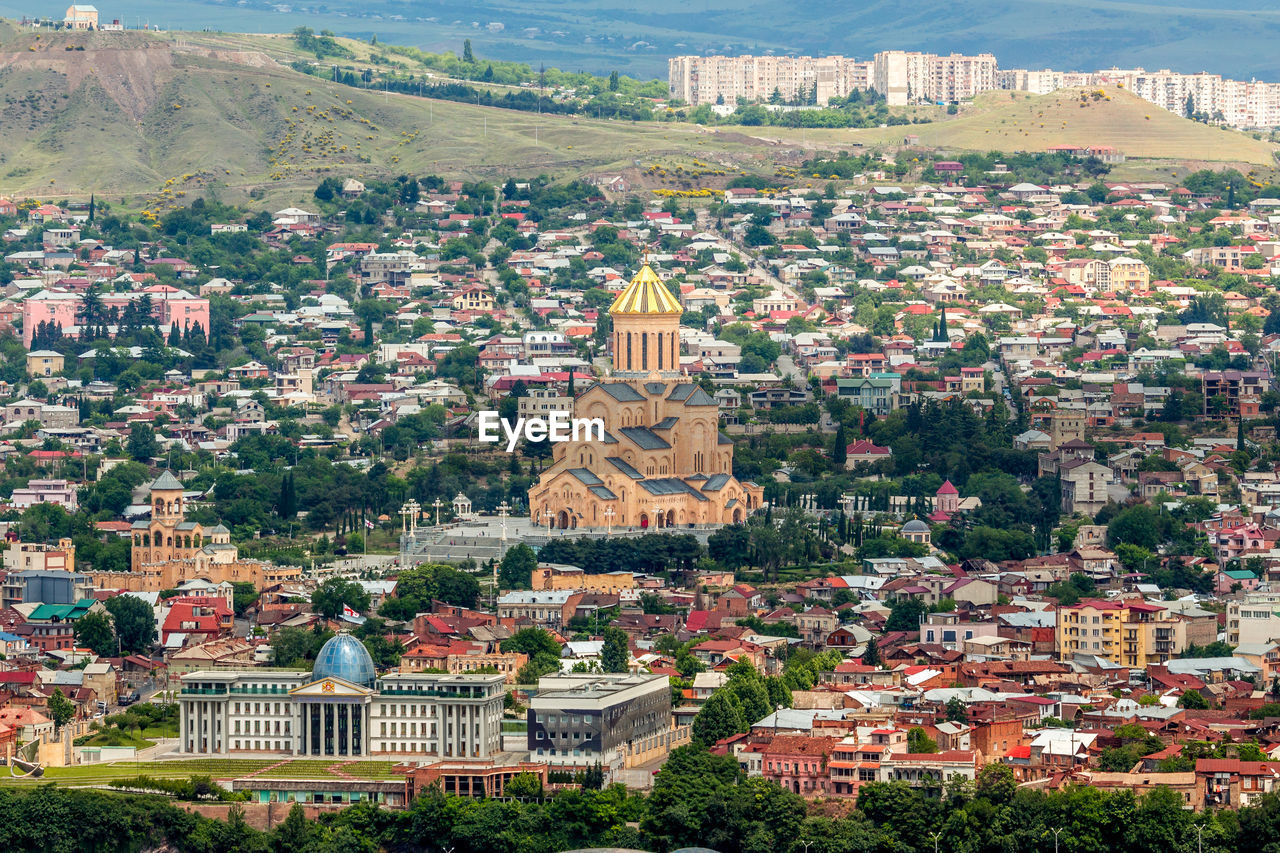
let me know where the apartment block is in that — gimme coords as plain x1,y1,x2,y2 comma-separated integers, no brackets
1056,599,1187,667
668,55,872,106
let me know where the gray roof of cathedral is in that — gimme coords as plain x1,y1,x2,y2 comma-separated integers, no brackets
638,478,709,501
700,474,731,492
598,384,645,402
588,485,619,500
684,387,718,406
619,426,671,450
568,468,604,486
606,457,644,479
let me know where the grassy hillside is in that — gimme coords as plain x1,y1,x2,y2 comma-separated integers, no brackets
0,25,1274,202
2,0,1279,80
0,28,778,202
764,87,1280,166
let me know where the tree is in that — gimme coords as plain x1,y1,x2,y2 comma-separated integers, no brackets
833,423,847,468
48,688,74,729
907,726,938,753
692,689,745,745
1179,689,1210,709
601,627,630,673
311,578,370,619
1107,504,1164,551
608,70,620,91
498,543,537,589
126,422,159,462
506,771,544,800
231,581,260,617
277,471,297,519
379,563,480,619
975,763,1016,804
103,595,156,654
462,38,474,63
271,627,326,668
501,628,562,659
862,636,880,667
885,597,927,632
944,696,968,723
74,611,116,656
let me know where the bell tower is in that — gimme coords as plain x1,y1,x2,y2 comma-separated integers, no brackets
608,262,682,379
149,470,185,523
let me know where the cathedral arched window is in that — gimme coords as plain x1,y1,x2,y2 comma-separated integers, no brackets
657,332,663,370
626,333,633,371
641,333,648,370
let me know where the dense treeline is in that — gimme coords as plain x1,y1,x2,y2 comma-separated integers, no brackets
536,533,704,574
0,753,1271,853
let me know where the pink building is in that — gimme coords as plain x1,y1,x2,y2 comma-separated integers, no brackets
22,285,210,347
762,735,840,795
10,479,78,511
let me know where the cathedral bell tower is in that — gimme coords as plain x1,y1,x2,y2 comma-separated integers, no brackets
608,262,682,380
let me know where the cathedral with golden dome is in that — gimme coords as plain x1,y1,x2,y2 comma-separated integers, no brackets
527,264,762,531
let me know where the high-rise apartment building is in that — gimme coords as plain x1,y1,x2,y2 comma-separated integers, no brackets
671,51,1280,127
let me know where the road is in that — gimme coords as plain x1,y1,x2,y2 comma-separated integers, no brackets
777,354,803,381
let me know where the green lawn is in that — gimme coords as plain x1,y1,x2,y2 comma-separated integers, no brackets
76,731,156,750
0,757,403,788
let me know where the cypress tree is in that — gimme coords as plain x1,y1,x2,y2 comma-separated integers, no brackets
279,471,297,519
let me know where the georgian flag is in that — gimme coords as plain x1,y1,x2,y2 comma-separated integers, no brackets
342,603,360,619
364,519,375,530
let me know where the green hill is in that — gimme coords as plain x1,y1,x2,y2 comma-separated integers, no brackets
0,25,1275,203
0,27,774,203
777,87,1280,166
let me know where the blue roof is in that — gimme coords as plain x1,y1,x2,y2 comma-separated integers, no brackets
312,632,376,689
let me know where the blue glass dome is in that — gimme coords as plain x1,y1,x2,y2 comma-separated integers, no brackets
311,632,376,688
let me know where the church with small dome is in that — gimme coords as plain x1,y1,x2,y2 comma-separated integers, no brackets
85,472,302,592
527,263,762,530
178,632,505,759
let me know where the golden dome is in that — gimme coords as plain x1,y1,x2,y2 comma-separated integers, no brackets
608,264,682,315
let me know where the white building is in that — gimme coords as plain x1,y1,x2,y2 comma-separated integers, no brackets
179,633,505,759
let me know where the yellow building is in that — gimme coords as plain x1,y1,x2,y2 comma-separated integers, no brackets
1102,257,1150,292
533,563,636,593
1056,598,1187,667
86,472,300,592
528,264,762,530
